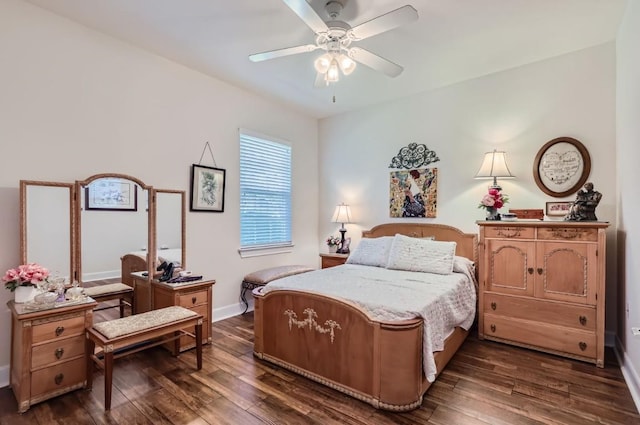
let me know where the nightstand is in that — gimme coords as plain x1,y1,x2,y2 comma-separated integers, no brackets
320,253,349,269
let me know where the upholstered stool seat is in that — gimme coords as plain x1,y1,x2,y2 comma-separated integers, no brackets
86,306,203,410
241,265,314,313
83,283,133,317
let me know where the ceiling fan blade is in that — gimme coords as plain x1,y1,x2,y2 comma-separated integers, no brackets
249,44,319,62
348,47,403,77
349,5,418,40
282,0,329,34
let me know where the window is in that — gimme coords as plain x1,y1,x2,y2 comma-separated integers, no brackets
239,130,292,253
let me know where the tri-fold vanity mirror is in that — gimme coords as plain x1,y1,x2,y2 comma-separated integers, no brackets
20,173,186,301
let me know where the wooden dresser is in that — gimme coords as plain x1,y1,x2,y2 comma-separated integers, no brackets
8,299,97,412
477,221,609,367
152,278,215,353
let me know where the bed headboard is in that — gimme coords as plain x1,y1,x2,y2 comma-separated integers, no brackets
362,223,478,265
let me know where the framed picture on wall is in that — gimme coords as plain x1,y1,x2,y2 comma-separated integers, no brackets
190,164,226,212
85,177,137,211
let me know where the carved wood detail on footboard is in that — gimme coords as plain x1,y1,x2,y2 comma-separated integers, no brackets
120,254,147,287
253,288,425,411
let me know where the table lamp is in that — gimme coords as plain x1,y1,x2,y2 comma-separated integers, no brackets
331,203,352,254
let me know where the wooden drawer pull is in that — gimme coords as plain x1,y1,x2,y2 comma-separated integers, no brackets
527,268,534,275
192,296,197,304
537,268,543,275
579,342,587,351
54,373,64,385
490,324,496,333
55,348,64,360
55,326,65,336
491,302,497,311
579,316,587,326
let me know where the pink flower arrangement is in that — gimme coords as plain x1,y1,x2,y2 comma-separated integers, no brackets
326,235,341,247
478,188,509,211
3,263,50,292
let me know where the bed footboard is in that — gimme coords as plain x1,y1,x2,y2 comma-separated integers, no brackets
253,288,427,411
120,254,148,287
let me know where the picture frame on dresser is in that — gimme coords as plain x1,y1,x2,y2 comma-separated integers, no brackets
545,201,573,217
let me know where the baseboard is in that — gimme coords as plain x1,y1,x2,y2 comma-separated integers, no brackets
82,270,119,282
212,302,248,322
614,335,640,413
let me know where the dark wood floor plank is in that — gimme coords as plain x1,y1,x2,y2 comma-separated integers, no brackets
1,312,637,424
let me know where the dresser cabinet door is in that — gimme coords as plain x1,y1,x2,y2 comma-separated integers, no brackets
535,241,597,305
484,239,535,296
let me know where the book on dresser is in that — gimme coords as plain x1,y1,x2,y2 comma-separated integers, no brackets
477,220,609,367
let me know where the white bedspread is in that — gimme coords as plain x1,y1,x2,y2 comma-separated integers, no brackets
262,262,477,382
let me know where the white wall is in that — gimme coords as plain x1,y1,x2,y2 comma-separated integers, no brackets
319,41,619,350
616,0,640,408
0,0,319,383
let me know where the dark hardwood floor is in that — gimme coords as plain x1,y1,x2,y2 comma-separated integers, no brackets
1,308,638,424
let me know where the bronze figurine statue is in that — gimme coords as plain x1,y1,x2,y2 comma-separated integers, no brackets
564,182,602,221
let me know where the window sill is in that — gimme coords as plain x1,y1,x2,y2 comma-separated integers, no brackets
238,243,294,258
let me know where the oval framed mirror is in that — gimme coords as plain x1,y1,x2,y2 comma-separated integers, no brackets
75,173,154,286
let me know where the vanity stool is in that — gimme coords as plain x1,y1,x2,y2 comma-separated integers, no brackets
240,265,314,314
83,283,133,318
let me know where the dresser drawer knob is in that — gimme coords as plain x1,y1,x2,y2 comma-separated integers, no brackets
579,342,587,351
579,316,587,326
527,268,534,275
54,373,64,385
55,326,65,336
55,348,64,360
192,296,197,304
537,268,543,275
490,324,496,333
491,302,497,311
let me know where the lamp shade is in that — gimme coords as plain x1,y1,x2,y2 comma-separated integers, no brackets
332,203,352,225
475,150,514,179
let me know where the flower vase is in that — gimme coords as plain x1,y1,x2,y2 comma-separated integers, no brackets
14,285,39,303
328,245,338,254
486,208,501,221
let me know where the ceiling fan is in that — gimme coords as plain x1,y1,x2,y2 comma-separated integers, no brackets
249,0,418,87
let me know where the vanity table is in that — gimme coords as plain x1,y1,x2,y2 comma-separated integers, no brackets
8,298,97,413
152,278,215,353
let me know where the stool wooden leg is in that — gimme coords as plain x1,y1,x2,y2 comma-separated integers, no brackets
104,350,114,410
195,322,202,370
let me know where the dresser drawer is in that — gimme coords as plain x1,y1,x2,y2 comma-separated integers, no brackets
484,293,596,330
32,315,85,344
31,335,85,370
483,226,535,239
179,290,208,308
483,314,596,358
537,227,598,242
30,357,86,398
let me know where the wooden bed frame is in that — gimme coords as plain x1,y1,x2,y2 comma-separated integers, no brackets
120,253,148,287
253,223,478,411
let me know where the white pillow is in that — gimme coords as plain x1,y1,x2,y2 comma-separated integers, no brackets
386,234,456,275
346,236,394,268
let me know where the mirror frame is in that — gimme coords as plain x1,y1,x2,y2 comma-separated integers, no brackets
20,180,76,282
152,188,186,273
75,173,154,284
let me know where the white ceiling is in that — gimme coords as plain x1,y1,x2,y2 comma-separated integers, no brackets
25,0,627,119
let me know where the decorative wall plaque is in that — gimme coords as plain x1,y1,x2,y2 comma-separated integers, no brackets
533,137,591,198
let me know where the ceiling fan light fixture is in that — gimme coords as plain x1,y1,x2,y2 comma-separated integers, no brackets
314,54,332,73
326,58,340,82
338,53,356,75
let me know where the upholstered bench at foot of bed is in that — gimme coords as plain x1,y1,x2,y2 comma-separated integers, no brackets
241,265,314,314
83,283,133,318
86,306,203,410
